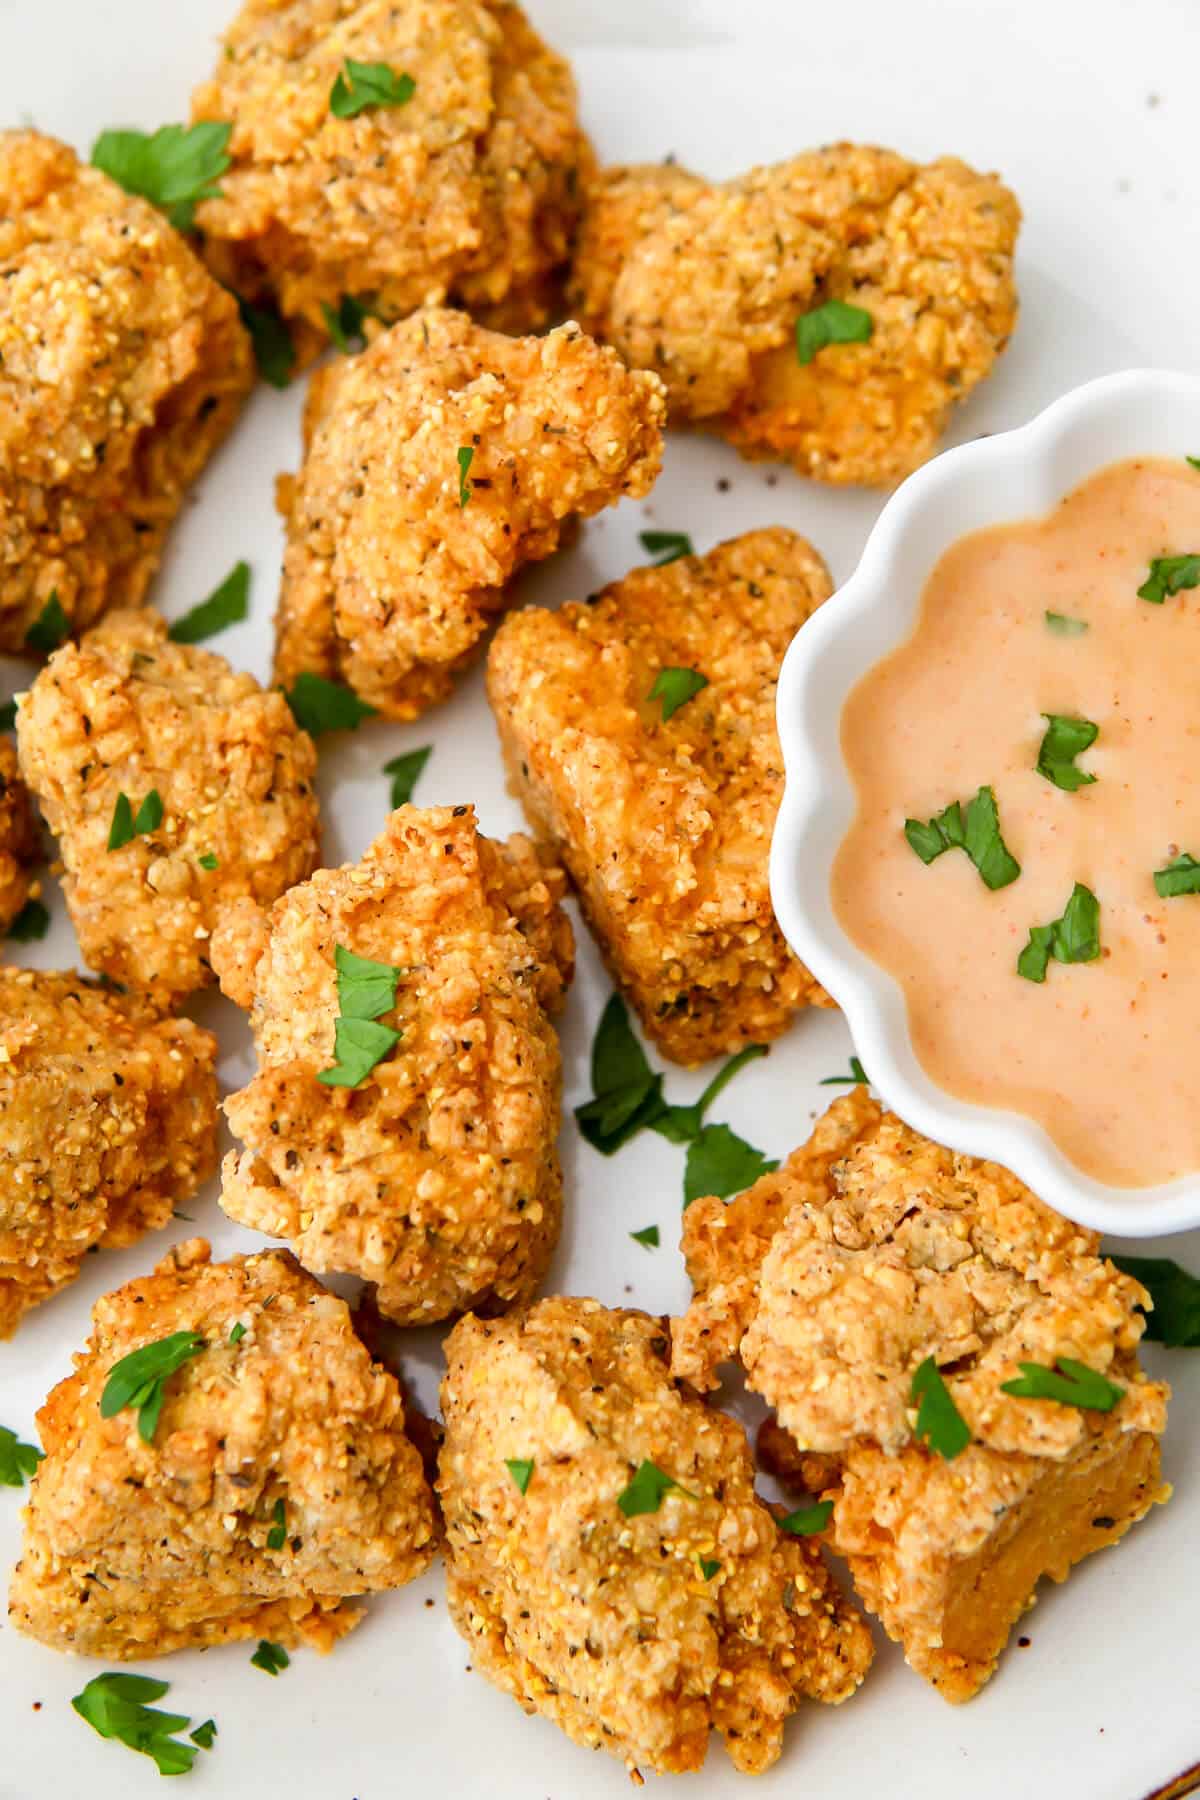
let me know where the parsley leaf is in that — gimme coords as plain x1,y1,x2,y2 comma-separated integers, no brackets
1017,882,1101,983
107,789,164,852
457,445,475,508
190,1720,217,1751
317,1017,400,1088
0,1424,43,1487
683,1123,777,1208
250,1640,290,1677
1110,1254,1200,1347
317,945,404,1088
1138,553,1200,604
698,1557,721,1580
505,1457,534,1495
638,530,694,566
168,562,250,644
198,852,219,871
819,1055,869,1086
321,293,374,353
6,899,49,943
575,994,665,1154
100,1331,205,1444
284,672,376,736
266,1498,287,1551
1000,1357,1123,1411
0,698,15,731
911,1356,970,1460
1188,456,1200,471
330,944,402,1019
384,745,432,809
652,1043,768,1143
228,1322,246,1346
648,667,708,722
329,59,416,119
92,121,231,231
1045,610,1088,636
25,591,69,654
1154,853,1200,898
779,1499,833,1536
616,1460,696,1517
630,1224,660,1249
237,295,296,388
904,785,1020,889
1036,713,1099,791
795,297,873,365
72,1672,202,1777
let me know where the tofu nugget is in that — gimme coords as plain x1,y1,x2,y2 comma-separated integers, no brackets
439,1297,872,1779
17,609,321,1002
211,804,574,1323
0,739,40,935
0,970,218,1338
274,309,665,718
0,131,253,649
191,0,593,349
10,1237,436,1658
570,144,1020,486
674,1092,1170,1700
487,528,833,1064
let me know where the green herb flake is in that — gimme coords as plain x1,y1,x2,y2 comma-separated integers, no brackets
317,945,404,1089
0,698,15,731
228,1322,246,1346
189,1720,218,1751
639,530,694,566
384,745,432,809
1110,1254,1200,1347
329,59,416,119
1045,610,1089,636
1017,882,1101,983
457,445,475,508
321,293,374,353
698,1558,721,1580
648,666,709,722
1036,713,1099,792
284,672,377,736
266,1498,287,1551
1187,456,1200,471
575,994,665,1155
250,1640,290,1677
630,1224,660,1249
1153,852,1200,898
795,297,873,365
1138,553,1200,604
616,1459,695,1518
107,789,164,852
505,1457,534,1495
904,785,1020,889
1000,1357,1123,1412
198,852,219,871
6,899,49,943
168,561,250,644
237,295,296,388
683,1123,778,1209
317,1016,400,1089
91,121,231,231
819,1055,869,1087
25,591,69,654
651,1043,768,1144
100,1330,205,1444
779,1499,834,1536
911,1356,970,1460
72,1672,204,1776
0,1424,43,1487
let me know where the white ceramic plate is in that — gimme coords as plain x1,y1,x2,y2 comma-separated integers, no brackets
0,3,1198,1798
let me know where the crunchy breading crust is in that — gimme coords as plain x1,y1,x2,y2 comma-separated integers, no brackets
212,805,574,1324
570,144,1020,486
487,528,834,1065
9,1238,437,1657
0,971,218,1338
439,1298,872,1778
17,609,321,1002
0,738,40,934
192,0,593,348
273,309,665,719
0,131,253,648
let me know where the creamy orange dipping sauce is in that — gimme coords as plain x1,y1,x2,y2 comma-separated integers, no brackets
833,456,1200,1189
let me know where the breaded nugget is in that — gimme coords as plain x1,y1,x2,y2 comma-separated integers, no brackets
675,1093,1170,1700
17,609,321,1002
0,131,253,649
212,804,574,1324
10,1237,436,1657
192,0,593,348
439,1297,872,1778
487,528,833,1064
570,144,1020,486
273,309,666,718
0,970,218,1338
0,739,40,935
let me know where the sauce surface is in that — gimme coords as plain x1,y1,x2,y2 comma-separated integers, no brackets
833,456,1200,1188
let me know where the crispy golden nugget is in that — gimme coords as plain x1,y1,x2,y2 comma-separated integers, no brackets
192,0,593,348
211,805,574,1324
439,1298,871,1778
487,528,833,1064
273,309,666,719
17,609,321,1002
0,971,218,1339
0,739,40,935
0,131,253,650
570,144,1020,486
10,1238,436,1657
675,1093,1169,1700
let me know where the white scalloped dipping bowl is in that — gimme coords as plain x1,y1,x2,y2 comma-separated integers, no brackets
770,368,1200,1238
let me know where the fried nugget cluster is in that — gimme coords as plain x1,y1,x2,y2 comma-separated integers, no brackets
675,1090,1170,1700
17,609,321,1002
0,739,40,935
10,1238,437,1657
439,1297,872,1778
0,131,253,650
570,144,1020,485
274,309,666,718
489,528,833,1063
0,971,218,1338
212,804,573,1324
192,0,593,349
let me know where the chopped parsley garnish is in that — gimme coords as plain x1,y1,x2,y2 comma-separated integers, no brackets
457,445,475,508
228,1322,246,1346
107,789,164,852
266,1498,287,1550
505,1458,534,1495
630,1224,660,1249
1138,553,1200,604
168,561,250,644
651,1044,768,1144
910,1356,970,1460
198,852,219,871
819,1055,869,1086
795,297,873,365
317,945,403,1089
683,1123,777,1208
1045,610,1089,636
190,1720,217,1751
698,1558,721,1580
575,995,666,1154
72,1672,210,1776
904,785,1020,889
384,745,432,809
648,667,708,722
91,121,231,232
1188,456,1200,471
321,293,374,353
6,899,49,943
1000,1357,1123,1412
1153,853,1200,898
25,590,69,654
1016,882,1101,983
329,59,416,119
1036,713,1099,792
638,530,694,566
250,1640,290,1677
284,672,376,736
236,295,296,388
1110,1254,1200,1347
0,1424,43,1487
100,1331,205,1444
616,1460,695,1517
0,698,15,731
779,1499,834,1536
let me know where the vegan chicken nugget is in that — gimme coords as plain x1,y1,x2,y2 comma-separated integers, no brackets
439,1297,872,1778
10,1237,436,1657
17,609,321,1002
570,144,1020,486
0,131,253,649
211,804,574,1324
487,528,834,1064
0,739,40,936
273,309,666,718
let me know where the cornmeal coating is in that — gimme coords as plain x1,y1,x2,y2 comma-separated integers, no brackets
570,144,1020,486
0,970,218,1339
0,131,253,649
675,1092,1170,1699
192,0,593,349
10,1238,436,1658
212,804,574,1323
274,309,666,718
487,528,833,1064
0,739,40,934
17,609,321,1002
439,1298,871,1778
